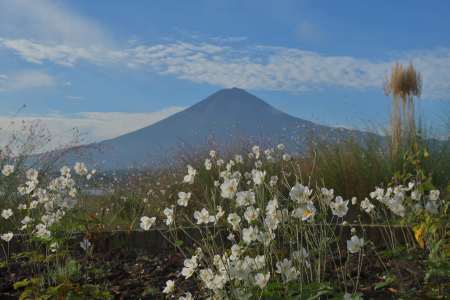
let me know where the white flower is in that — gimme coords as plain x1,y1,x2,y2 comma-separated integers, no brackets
282,154,291,161
215,206,225,223
252,145,260,157
26,168,38,181
179,292,193,300
360,198,375,213
1,164,14,176
21,216,33,225
387,193,405,217
199,268,214,285
220,178,239,199
227,213,241,231
244,206,260,223
1,209,13,219
292,202,316,221
266,198,279,214
74,162,88,176
429,190,440,201
276,258,298,282
209,150,216,158
60,166,71,177
235,191,255,207
194,208,214,225
177,192,191,207
254,272,270,289
242,226,259,244
140,216,156,230
163,207,174,225
268,176,278,187
230,244,242,260
204,159,212,170
277,143,285,151
181,256,198,279
80,238,91,251
1,232,13,242
330,196,349,217
321,187,335,203
235,154,244,164
347,235,364,253
35,224,51,239
183,165,197,184
251,169,266,185
289,183,313,204
216,159,224,167
163,280,175,294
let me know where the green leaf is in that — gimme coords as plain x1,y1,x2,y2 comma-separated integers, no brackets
13,278,31,290
374,274,396,290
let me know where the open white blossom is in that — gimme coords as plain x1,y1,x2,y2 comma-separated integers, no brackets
290,183,313,204
1,164,14,176
181,255,198,279
183,165,197,184
26,169,39,181
204,158,212,170
276,258,298,282
1,209,13,219
347,235,364,253
163,280,175,294
234,154,244,164
244,206,260,223
292,201,316,221
227,213,241,231
242,226,259,244
360,198,375,213
221,178,239,199
1,232,13,242
163,207,174,225
429,190,440,201
236,191,256,207
194,208,214,225
254,272,270,289
74,162,88,176
330,196,349,217
140,216,156,230
251,169,266,185
177,192,191,207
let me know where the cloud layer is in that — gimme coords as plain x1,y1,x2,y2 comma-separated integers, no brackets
0,107,184,151
0,70,56,91
1,38,450,99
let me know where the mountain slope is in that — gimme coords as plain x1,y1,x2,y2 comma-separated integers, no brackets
56,88,372,170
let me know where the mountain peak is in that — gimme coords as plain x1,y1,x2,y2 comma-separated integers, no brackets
193,87,273,112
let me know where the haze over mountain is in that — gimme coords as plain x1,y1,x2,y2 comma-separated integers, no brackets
54,88,373,170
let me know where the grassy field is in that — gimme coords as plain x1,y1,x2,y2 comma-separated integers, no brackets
0,127,449,299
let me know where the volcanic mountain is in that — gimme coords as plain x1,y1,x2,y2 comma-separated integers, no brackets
54,88,372,170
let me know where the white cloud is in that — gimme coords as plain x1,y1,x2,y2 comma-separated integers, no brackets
0,70,56,91
0,0,110,47
0,107,184,152
1,37,450,100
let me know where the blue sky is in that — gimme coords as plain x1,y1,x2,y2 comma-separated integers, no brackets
1,0,449,148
